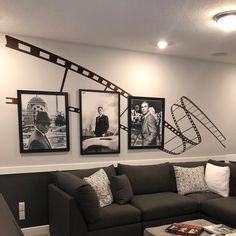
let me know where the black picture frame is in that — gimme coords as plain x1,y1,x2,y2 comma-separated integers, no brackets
79,89,120,155
128,96,165,149
17,90,70,153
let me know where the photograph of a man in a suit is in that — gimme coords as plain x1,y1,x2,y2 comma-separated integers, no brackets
141,101,158,146
94,106,109,137
28,111,52,150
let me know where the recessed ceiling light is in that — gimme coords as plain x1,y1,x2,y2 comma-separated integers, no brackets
213,10,236,32
157,40,168,49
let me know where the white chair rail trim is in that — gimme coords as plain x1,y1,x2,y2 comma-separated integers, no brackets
0,154,235,175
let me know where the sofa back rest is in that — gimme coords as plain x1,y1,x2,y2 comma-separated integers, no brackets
170,161,207,192
117,163,173,195
228,162,236,196
68,165,116,180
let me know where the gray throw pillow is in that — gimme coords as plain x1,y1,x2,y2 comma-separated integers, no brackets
56,171,102,223
110,175,133,204
174,166,208,195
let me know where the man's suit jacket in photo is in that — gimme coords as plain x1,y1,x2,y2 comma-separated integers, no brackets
28,129,52,150
95,114,109,137
141,112,157,146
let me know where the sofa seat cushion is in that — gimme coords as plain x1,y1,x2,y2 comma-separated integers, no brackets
186,192,222,205
131,192,198,221
201,197,236,227
88,203,141,231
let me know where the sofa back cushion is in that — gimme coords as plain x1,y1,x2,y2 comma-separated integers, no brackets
229,162,236,196
69,165,116,180
117,163,172,195
55,171,102,223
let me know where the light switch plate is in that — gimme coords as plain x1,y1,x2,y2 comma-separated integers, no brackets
19,202,25,211
19,211,25,220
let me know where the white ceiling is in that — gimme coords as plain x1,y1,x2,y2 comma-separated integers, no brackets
1,0,236,64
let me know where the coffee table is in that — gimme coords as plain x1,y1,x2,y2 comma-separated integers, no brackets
144,219,213,236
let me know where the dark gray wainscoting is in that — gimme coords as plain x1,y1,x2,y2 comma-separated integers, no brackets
0,172,53,228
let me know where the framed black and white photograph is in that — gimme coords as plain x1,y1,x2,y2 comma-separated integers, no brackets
17,90,70,153
128,96,165,149
79,89,120,155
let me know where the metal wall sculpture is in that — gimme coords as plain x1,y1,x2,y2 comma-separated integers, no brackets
5,35,226,155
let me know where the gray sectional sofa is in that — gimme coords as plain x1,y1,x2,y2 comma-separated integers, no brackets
48,160,236,236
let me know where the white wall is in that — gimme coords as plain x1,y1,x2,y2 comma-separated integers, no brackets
1,33,236,172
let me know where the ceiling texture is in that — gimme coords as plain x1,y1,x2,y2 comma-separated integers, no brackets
1,0,236,64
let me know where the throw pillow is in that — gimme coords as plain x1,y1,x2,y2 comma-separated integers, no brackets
170,161,207,192
83,168,113,207
56,171,102,223
205,163,230,197
110,174,133,204
174,166,208,195
208,159,236,196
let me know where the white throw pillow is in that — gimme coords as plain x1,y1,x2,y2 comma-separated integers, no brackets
83,169,113,207
205,163,230,197
174,166,208,195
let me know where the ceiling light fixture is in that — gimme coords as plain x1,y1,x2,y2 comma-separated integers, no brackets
213,10,236,31
157,40,168,49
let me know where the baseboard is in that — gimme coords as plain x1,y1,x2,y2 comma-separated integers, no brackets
0,153,234,175
22,224,49,236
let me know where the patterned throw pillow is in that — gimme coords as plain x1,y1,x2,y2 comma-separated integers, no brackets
84,168,113,207
174,166,208,195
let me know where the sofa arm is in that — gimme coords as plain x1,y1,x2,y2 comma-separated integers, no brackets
48,184,88,236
